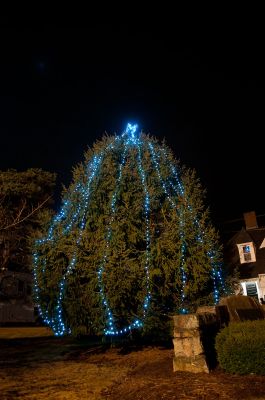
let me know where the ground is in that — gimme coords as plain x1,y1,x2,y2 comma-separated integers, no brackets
1,328,265,399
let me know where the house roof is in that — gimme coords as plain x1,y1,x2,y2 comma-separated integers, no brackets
225,227,265,279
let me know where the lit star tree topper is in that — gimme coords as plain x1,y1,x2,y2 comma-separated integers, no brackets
126,123,138,136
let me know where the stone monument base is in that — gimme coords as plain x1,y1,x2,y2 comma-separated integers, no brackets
172,312,218,373
173,354,209,373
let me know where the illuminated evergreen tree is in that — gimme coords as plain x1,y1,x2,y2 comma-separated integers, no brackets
33,124,225,337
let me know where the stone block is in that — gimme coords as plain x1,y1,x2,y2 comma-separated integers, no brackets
173,335,204,357
172,314,200,329
219,295,265,322
173,328,199,338
173,355,209,373
196,306,216,315
172,313,218,372
198,312,218,327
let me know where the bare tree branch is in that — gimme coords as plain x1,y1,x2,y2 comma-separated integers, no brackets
0,196,52,231
12,199,27,224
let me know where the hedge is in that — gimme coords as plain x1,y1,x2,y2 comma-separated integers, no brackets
215,319,265,375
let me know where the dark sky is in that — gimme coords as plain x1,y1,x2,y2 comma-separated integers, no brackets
0,21,264,231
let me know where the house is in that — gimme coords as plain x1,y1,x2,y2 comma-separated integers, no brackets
224,211,265,304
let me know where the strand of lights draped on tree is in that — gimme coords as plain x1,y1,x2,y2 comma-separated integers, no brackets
160,148,225,303
148,142,187,312
33,123,224,337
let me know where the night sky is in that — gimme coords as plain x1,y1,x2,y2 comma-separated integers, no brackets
0,22,264,232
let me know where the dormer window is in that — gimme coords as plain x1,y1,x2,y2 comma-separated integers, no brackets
237,242,256,263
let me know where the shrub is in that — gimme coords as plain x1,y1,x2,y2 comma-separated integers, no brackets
215,319,265,375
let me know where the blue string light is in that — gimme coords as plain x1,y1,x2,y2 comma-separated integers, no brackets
33,138,120,335
98,125,151,336
135,138,152,321
52,153,104,335
98,138,129,335
160,147,225,303
148,142,187,312
33,123,224,336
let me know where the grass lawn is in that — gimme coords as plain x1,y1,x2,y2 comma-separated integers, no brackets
1,327,265,399
0,326,53,339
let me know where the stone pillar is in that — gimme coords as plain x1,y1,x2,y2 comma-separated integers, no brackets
172,313,217,373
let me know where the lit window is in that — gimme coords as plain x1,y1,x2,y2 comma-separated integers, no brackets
237,242,256,264
246,282,258,298
243,245,252,262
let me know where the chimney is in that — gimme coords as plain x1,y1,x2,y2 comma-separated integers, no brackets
243,211,258,230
